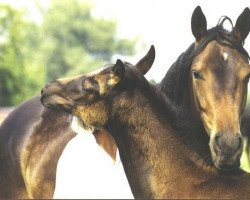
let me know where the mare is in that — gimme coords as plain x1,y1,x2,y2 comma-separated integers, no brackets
0,98,75,198
0,46,154,198
159,6,250,171
41,56,250,199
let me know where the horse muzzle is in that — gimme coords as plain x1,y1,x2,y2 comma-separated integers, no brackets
209,132,243,171
41,84,76,113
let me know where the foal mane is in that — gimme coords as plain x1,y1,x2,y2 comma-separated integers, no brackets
113,62,180,127
159,17,250,112
117,64,211,164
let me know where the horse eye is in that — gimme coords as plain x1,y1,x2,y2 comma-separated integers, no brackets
82,86,92,94
192,70,204,80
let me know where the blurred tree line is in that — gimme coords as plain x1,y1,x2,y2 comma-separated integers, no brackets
0,0,136,106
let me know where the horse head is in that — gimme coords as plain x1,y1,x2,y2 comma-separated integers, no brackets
41,46,155,131
190,6,250,171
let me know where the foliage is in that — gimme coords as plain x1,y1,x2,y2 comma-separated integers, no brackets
0,1,136,106
0,5,43,106
41,0,135,81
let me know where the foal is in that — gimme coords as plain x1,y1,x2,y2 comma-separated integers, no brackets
41,57,250,198
0,46,154,199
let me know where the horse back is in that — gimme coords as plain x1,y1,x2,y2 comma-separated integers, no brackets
0,96,76,198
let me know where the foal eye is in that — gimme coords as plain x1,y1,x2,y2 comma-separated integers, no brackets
82,86,93,94
82,89,90,94
191,70,204,80
82,78,99,94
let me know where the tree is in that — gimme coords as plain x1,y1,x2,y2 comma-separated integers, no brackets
0,5,44,106
0,1,136,106
41,0,136,81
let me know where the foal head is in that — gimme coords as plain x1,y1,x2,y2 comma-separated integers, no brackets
190,7,250,170
41,46,155,131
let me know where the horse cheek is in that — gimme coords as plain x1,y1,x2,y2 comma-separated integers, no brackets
73,102,109,129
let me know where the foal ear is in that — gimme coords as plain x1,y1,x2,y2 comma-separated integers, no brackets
191,6,207,42
108,59,125,86
135,45,155,75
233,7,250,43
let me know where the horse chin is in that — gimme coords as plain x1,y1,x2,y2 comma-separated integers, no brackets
213,158,241,172
41,95,76,114
71,116,97,133
43,104,73,116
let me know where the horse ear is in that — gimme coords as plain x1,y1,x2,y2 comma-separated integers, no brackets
233,7,250,43
108,59,125,86
135,45,155,75
191,6,207,42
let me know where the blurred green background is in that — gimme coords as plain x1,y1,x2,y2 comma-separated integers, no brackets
0,0,137,106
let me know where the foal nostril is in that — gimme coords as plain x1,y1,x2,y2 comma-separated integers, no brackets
41,88,45,95
41,84,49,95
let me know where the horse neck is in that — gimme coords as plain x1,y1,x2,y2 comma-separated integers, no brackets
157,47,211,162
107,92,210,198
19,108,75,198
155,79,211,165
158,44,195,109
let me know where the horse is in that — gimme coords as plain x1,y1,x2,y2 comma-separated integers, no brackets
1,5,250,197
0,46,154,198
159,6,250,171
53,119,133,199
0,98,76,198
41,56,250,199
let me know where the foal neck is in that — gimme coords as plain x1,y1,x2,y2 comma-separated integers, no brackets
106,90,213,198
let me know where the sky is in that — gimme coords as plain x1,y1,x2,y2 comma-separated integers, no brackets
91,0,250,82
0,0,249,82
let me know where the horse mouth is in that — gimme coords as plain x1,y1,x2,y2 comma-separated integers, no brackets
40,94,76,113
213,158,241,172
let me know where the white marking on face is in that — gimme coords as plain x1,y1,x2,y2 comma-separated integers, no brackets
223,52,228,61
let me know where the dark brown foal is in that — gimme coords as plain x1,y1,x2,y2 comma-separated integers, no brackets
41,51,250,199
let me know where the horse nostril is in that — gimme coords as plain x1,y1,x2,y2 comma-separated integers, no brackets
41,88,45,95
237,136,243,151
214,132,223,148
214,132,243,153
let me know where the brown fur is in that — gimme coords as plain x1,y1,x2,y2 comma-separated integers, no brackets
0,97,117,198
159,7,250,171
73,101,109,131
0,97,75,198
93,129,117,161
41,51,250,198
191,41,249,136
0,46,155,198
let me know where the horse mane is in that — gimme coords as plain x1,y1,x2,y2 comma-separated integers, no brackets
159,17,250,111
118,65,211,163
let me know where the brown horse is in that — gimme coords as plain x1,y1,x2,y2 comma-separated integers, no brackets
0,47,154,198
0,98,76,198
1,6,250,198
159,6,250,171
41,56,250,199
